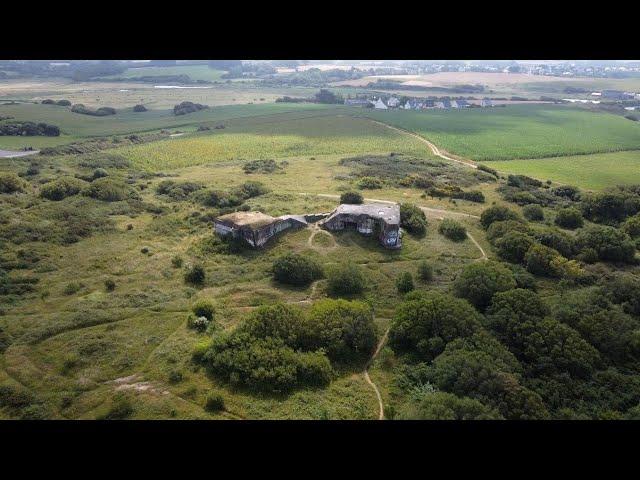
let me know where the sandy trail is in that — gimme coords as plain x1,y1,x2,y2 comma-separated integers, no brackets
364,327,390,420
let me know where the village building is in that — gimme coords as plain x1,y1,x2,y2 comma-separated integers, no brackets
214,211,307,248
373,98,388,109
434,101,446,109
480,98,493,107
386,97,401,108
319,203,402,249
452,99,469,108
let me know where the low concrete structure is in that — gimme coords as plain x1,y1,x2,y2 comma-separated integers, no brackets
319,203,401,249
214,211,307,247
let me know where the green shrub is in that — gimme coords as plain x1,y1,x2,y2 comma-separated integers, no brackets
524,244,563,277
326,262,365,295
438,219,467,241
40,177,86,201
340,191,364,204
156,180,202,200
133,104,147,112
272,253,323,286
396,272,415,294
555,207,584,230
192,299,215,320
622,215,640,238
495,231,535,264
99,395,133,419
205,393,225,412
389,291,482,361
357,176,383,189
576,225,636,263
523,204,544,221
397,391,502,420
417,261,433,282
184,264,206,285
486,220,532,244
400,203,427,236
63,282,82,295
453,261,517,310
480,206,522,229
171,255,183,268
0,173,25,194
104,279,116,292
83,178,132,202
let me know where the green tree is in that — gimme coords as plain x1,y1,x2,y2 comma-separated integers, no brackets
555,207,584,230
494,231,535,264
272,253,323,286
453,261,517,310
339,191,363,204
438,218,467,241
397,392,503,420
522,204,544,221
480,205,522,229
326,262,365,295
400,203,427,236
396,272,415,294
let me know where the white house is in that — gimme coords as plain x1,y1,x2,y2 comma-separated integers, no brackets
480,98,493,107
403,101,412,110
373,98,388,109
434,101,446,109
387,97,400,108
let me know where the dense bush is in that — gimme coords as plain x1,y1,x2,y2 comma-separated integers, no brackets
453,261,516,310
523,204,544,221
480,206,522,229
173,101,208,116
396,272,415,294
389,291,482,361
417,261,433,282
192,299,215,320
272,253,323,286
83,178,133,202
340,191,363,204
0,121,60,137
622,214,640,238
243,159,281,174
326,262,365,295
400,203,427,236
555,207,584,229
57,99,71,107
486,220,532,244
533,228,576,258
205,393,225,412
357,176,384,189
581,187,640,225
184,264,206,285
575,225,636,263
397,391,502,420
133,104,147,112
495,231,535,264
0,173,25,194
156,180,202,201
40,177,86,201
524,244,563,277
438,219,467,241
71,104,116,116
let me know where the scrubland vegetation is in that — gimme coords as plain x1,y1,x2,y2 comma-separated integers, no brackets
2,73,640,420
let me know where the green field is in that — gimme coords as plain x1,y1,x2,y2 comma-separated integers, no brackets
484,150,640,190
355,105,640,161
117,114,430,171
105,65,227,82
0,103,336,149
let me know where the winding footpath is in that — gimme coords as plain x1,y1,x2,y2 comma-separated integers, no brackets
366,119,478,169
364,327,390,420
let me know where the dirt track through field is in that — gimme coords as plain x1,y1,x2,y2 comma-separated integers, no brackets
364,327,390,420
365,119,478,169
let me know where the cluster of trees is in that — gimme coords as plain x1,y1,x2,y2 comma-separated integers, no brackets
156,180,203,201
0,122,60,137
199,300,376,392
390,262,640,419
41,99,71,106
70,104,116,116
173,101,208,116
195,181,269,209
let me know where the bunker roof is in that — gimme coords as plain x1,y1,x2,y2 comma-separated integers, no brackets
330,203,400,225
216,211,277,229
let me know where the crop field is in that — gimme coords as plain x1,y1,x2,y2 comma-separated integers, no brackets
0,102,336,149
355,105,640,161
484,150,640,190
104,65,227,82
116,114,431,171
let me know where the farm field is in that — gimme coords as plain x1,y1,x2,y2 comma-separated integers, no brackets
104,65,227,82
354,105,640,161
0,102,336,149
484,150,640,190
116,114,432,171
0,78,317,109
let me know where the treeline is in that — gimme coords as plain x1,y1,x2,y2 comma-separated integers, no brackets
0,122,60,137
275,89,343,105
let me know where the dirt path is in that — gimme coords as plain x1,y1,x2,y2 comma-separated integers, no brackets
0,149,40,158
466,231,488,261
364,327,390,420
366,119,478,169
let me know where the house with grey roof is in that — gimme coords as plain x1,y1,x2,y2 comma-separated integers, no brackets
319,203,402,249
